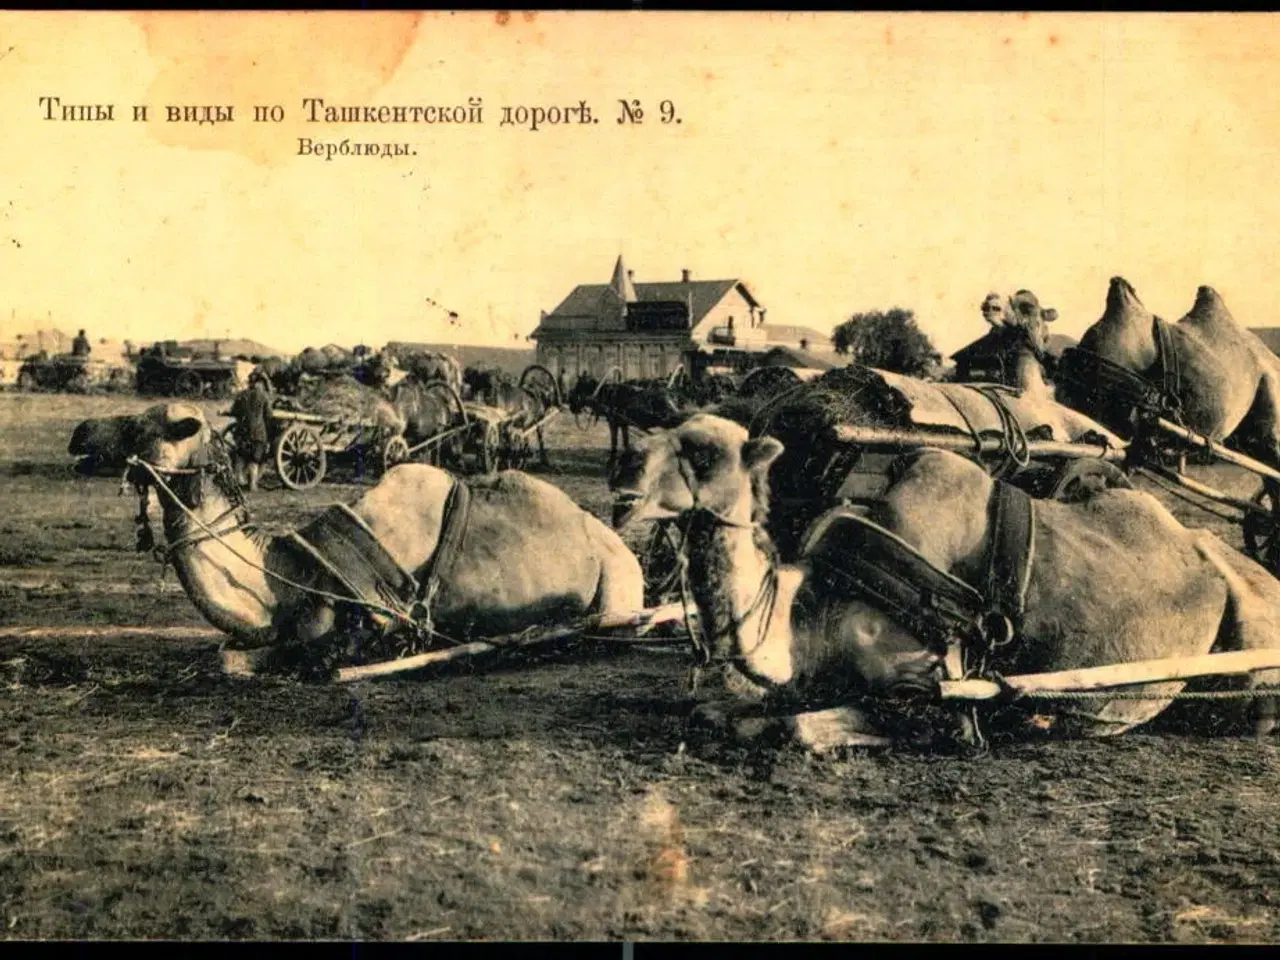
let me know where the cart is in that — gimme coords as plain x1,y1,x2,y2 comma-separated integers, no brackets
1055,346,1280,577
268,407,407,491
136,345,239,399
16,354,130,393
636,365,1134,607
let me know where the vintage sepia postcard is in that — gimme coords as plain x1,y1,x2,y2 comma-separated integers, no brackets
3,9,1280,945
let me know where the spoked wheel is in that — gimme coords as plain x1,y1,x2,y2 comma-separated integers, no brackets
275,423,327,490
1048,458,1135,503
1243,482,1280,575
175,370,204,399
380,435,410,475
479,421,501,474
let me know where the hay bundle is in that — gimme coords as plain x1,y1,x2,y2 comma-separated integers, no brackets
289,375,406,434
708,365,923,560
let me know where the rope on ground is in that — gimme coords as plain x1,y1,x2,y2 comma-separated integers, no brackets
1009,687,1280,702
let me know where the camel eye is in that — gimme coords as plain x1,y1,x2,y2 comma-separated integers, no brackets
682,444,719,479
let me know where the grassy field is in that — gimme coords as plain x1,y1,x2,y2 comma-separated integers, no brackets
2,392,1280,942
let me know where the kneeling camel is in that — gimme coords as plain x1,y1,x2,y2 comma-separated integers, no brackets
121,402,643,676
610,414,1280,750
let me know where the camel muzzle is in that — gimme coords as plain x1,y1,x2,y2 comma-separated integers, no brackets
610,491,644,530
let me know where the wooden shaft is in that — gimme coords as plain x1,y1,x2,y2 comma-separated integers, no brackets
0,625,223,640
218,603,692,682
832,425,1126,462
1154,418,1280,484
1140,467,1267,518
939,648,1280,701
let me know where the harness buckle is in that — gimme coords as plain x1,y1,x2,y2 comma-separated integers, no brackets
980,611,1016,649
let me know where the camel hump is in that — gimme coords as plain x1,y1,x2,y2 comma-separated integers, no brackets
1185,285,1235,327
1102,275,1149,326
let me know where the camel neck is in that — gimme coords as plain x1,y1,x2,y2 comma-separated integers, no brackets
684,512,796,686
155,474,282,643
1012,349,1049,395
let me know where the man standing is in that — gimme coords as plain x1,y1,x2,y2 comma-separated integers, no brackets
230,373,273,492
71,329,91,357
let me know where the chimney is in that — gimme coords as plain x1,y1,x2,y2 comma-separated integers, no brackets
627,270,635,282
681,269,691,283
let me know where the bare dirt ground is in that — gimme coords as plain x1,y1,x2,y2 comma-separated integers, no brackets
2,392,1280,943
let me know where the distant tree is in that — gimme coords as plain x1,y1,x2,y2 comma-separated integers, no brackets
831,307,942,378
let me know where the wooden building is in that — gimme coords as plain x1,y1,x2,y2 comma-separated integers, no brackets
530,256,822,381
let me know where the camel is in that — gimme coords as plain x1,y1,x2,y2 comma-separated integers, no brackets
609,413,1280,752
120,402,643,679
706,362,1129,562
1057,277,1280,469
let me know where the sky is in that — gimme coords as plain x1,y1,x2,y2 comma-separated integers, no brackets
1,11,1279,357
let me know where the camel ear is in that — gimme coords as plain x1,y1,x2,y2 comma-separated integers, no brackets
163,417,204,442
742,436,784,473
1043,308,1058,323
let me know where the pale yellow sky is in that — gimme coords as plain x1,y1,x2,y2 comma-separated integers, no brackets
1,11,1278,356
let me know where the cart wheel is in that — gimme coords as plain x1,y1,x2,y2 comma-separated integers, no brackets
16,371,37,392
480,422,501,474
1048,458,1134,503
381,435,410,475
175,370,204,398
1243,483,1280,574
275,423,327,490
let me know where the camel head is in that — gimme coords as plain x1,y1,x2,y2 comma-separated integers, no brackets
120,403,211,477
608,413,783,532
115,403,227,551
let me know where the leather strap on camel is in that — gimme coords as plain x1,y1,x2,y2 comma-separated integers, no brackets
800,480,1035,660
1056,316,1184,427
288,475,472,629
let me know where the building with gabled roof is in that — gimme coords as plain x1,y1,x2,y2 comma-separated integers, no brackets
530,255,781,381
950,328,1078,383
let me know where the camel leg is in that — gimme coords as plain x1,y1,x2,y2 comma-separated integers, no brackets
584,513,645,615
780,706,892,752
1192,531,1280,738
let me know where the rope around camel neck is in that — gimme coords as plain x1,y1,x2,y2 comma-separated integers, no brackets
130,457,427,631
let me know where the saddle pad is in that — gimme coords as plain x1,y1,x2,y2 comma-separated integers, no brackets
797,481,1036,649
871,368,1056,441
293,503,421,609
799,506,987,652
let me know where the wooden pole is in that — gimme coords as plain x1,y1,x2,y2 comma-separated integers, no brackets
1138,466,1268,518
939,649,1280,702
832,425,1126,463
0,625,223,640
1155,418,1280,484
335,602,689,682
219,603,691,682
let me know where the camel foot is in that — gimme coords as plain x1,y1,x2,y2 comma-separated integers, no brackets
783,707,893,754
